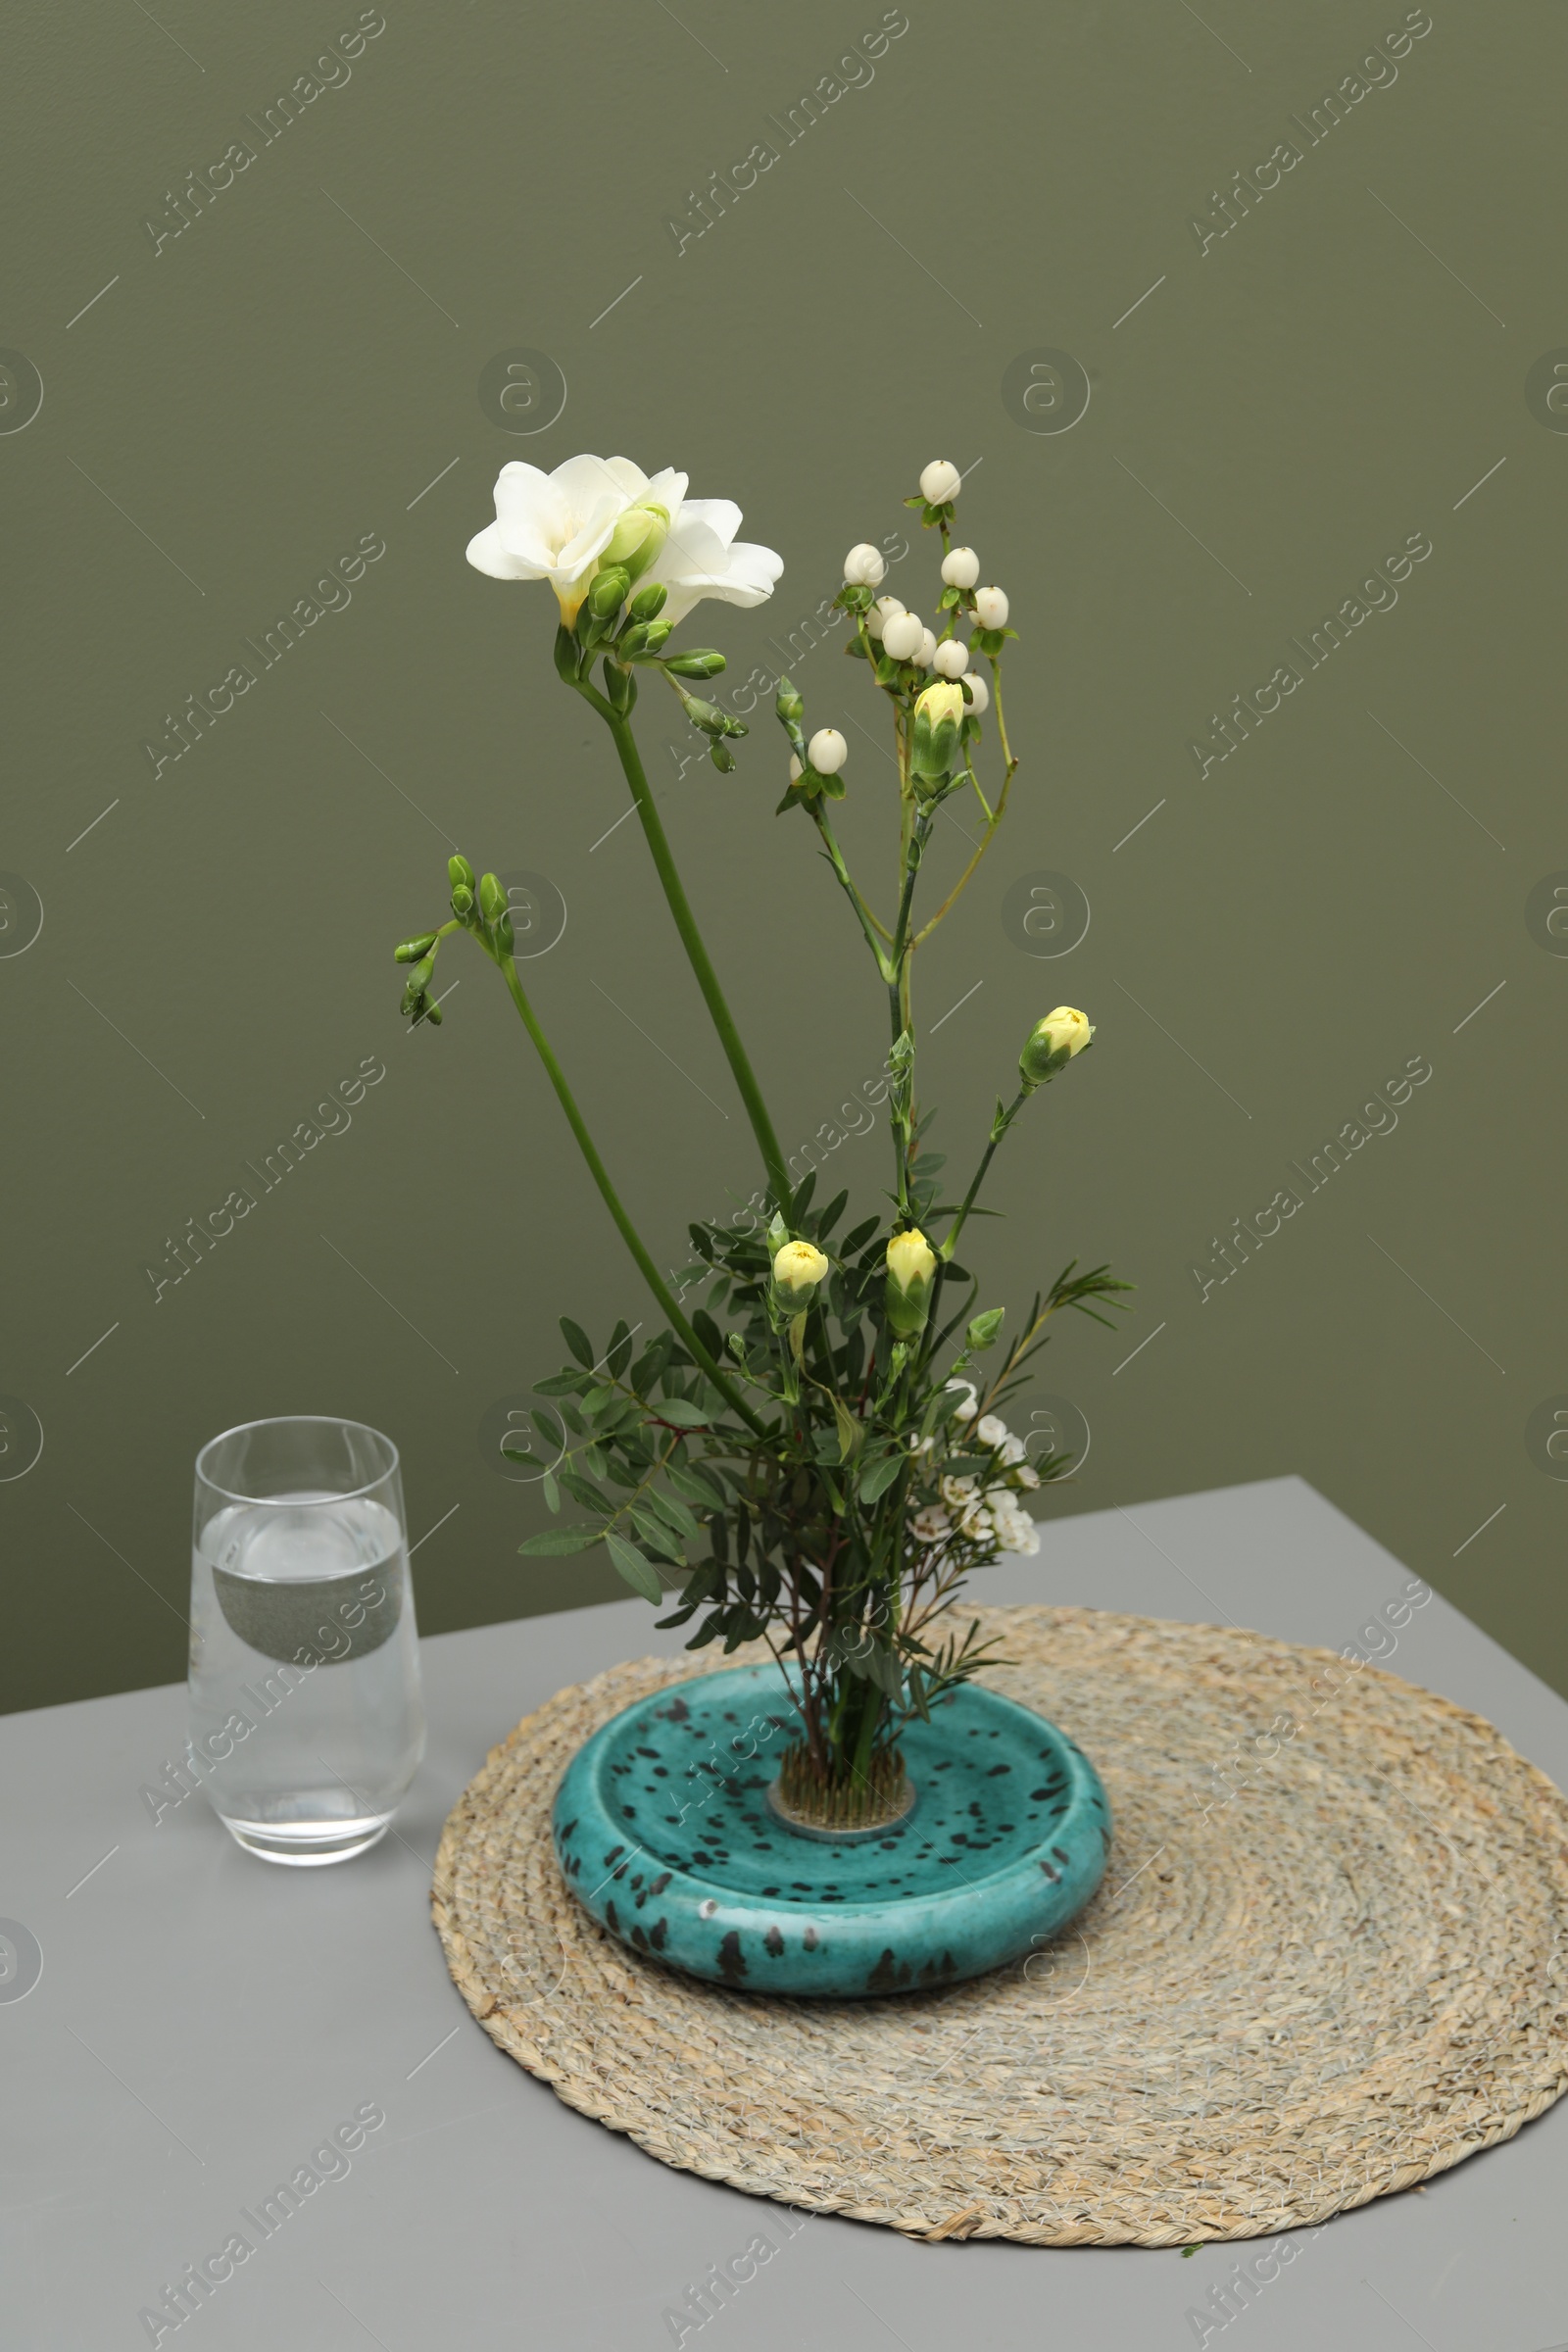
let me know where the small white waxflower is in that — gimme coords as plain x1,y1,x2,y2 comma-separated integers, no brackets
994,1505,1041,1556
808,728,847,775
1013,1461,1041,1490
941,545,980,589
1000,1435,1026,1467
976,1413,1009,1449
919,459,962,504
960,669,990,715
866,595,906,641
844,542,887,587
879,611,924,662
945,1379,978,1421
910,1505,953,1545
933,638,970,678
974,585,1009,629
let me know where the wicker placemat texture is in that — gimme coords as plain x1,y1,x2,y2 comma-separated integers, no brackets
430,1606,1568,2244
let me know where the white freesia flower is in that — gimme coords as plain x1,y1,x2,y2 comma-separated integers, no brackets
637,491,783,626
466,454,781,627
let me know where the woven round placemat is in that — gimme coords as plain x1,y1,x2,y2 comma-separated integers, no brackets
430,1606,1568,2244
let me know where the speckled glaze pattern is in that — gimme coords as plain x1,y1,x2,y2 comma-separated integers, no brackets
552,1661,1110,1994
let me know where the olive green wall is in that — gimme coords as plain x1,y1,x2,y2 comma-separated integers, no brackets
4,0,1563,1713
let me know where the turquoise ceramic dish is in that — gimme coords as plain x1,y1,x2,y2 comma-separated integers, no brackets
553,1662,1110,1996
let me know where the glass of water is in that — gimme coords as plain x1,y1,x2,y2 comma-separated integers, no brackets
189,1417,424,1865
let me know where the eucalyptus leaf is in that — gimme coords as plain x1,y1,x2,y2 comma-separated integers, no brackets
605,1531,663,1602
518,1526,603,1556
561,1318,595,1369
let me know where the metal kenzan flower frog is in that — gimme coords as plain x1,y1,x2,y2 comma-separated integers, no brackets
394,453,1128,1994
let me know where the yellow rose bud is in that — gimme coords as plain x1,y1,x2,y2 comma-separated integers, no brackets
1019,1006,1094,1092
772,1240,830,1297
884,1226,937,1340
910,679,967,788
914,679,965,730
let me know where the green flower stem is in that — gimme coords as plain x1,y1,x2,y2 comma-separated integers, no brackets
941,1087,1029,1261
604,710,794,1213
496,954,764,1436
911,669,1015,949
808,806,893,967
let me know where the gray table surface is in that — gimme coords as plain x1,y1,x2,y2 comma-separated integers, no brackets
5,1474,1567,2352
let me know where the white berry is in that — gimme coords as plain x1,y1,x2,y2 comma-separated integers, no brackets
919,459,961,504
974,585,1009,628
843,542,886,588
879,611,924,661
808,728,848,775
941,545,980,589
933,638,970,677
866,595,906,641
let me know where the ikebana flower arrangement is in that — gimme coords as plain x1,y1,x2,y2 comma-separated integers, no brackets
393,452,1126,1837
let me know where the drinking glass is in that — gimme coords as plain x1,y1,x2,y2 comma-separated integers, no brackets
189,1417,424,1865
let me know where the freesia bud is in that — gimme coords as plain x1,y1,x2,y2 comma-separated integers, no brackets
960,669,990,715
478,872,508,926
775,676,804,725
880,611,924,662
844,543,886,588
601,501,669,581
772,1239,830,1297
866,596,906,641
662,650,726,678
966,1307,1005,1350
885,1227,937,1339
942,545,980,589
450,883,475,916
915,629,937,669
394,933,439,964
448,854,475,892
911,679,965,784
933,639,970,678
808,728,847,775
974,585,1009,628
1019,1006,1094,1092
919,460,962,504
588,565,631,618
629,582,667,622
